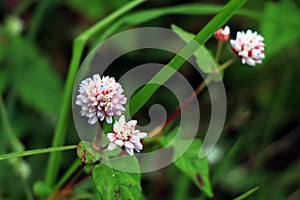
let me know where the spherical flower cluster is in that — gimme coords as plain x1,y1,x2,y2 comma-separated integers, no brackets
107,115,147,156
214,26,230,42
76,75,127,124
230,30,265,66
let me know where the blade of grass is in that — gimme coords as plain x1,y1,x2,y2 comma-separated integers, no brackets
0,145,77,161
54,159,82,190
96,3,259,44
0,94,25,152
129,0,249,116
45,0,145,186
173,173,191,200
212,138,243,185
0,94,33,200
27,0,54,42
233,186,260,200
261,67,293,158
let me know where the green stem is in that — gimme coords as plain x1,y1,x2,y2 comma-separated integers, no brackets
0,145,77,161
218,56,237,71
26,0,53,42
45,0,145,186
54,159,82,190
233,186,260,200
215,40,223,63
0,94,33,200
0,95,24,152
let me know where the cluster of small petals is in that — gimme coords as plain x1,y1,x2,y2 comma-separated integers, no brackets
76,74,127,124
214,26,230,42
107,115,147,156
230,29,265,66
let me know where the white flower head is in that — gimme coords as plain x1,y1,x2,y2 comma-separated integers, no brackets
214,26,230,42
107,115,147,156
230,29,265,66
76,75,127,124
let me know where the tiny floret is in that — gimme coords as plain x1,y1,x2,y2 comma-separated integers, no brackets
76,75,127,124
214,26,230,42
230,29,265,66
107,115,147,156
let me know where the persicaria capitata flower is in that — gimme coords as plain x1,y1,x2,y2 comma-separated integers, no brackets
107,115,147,156
230,29,265,66
76,75,127,124
214,26,230,42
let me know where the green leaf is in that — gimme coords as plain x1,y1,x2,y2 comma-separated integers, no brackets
92,156,142,200
77,141,100,164
260,0,300,59
174,139,213,197
159,127,181,147
15,58,63,116
233,186,259,200
171,24,217,74
5,39,63,116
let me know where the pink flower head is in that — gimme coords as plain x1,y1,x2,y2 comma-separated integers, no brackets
214,26,230,42
230,29,265,66
107,115,147,156
76,75,127,124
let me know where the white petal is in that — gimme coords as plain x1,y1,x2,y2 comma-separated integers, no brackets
224,26,230,34
115,140,124,147
127,120,137,127
125,148,134,156
107,133,116,142
119,115,125,124
106,116,113,124
124,141,134,149
108,142,118,151
88,116,98,124
246,57,256,66
133,142,143,150
130,135,140,143
136,132,147,139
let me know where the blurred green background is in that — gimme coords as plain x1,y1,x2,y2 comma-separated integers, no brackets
0,0,299,199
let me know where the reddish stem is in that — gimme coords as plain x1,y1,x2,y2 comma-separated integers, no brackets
163,80,207,128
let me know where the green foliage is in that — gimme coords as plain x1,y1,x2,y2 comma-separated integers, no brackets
129,0,248,116
1,0,299,199
160,129,212,197
76,141,100,164
174,139,213,197
3,38,63,116
260,0,300,59
96,3,259,44
92,156,142,200
233,186,259,200
171,24,217,74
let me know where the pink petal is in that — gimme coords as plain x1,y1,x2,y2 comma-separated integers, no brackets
107,133,116,142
